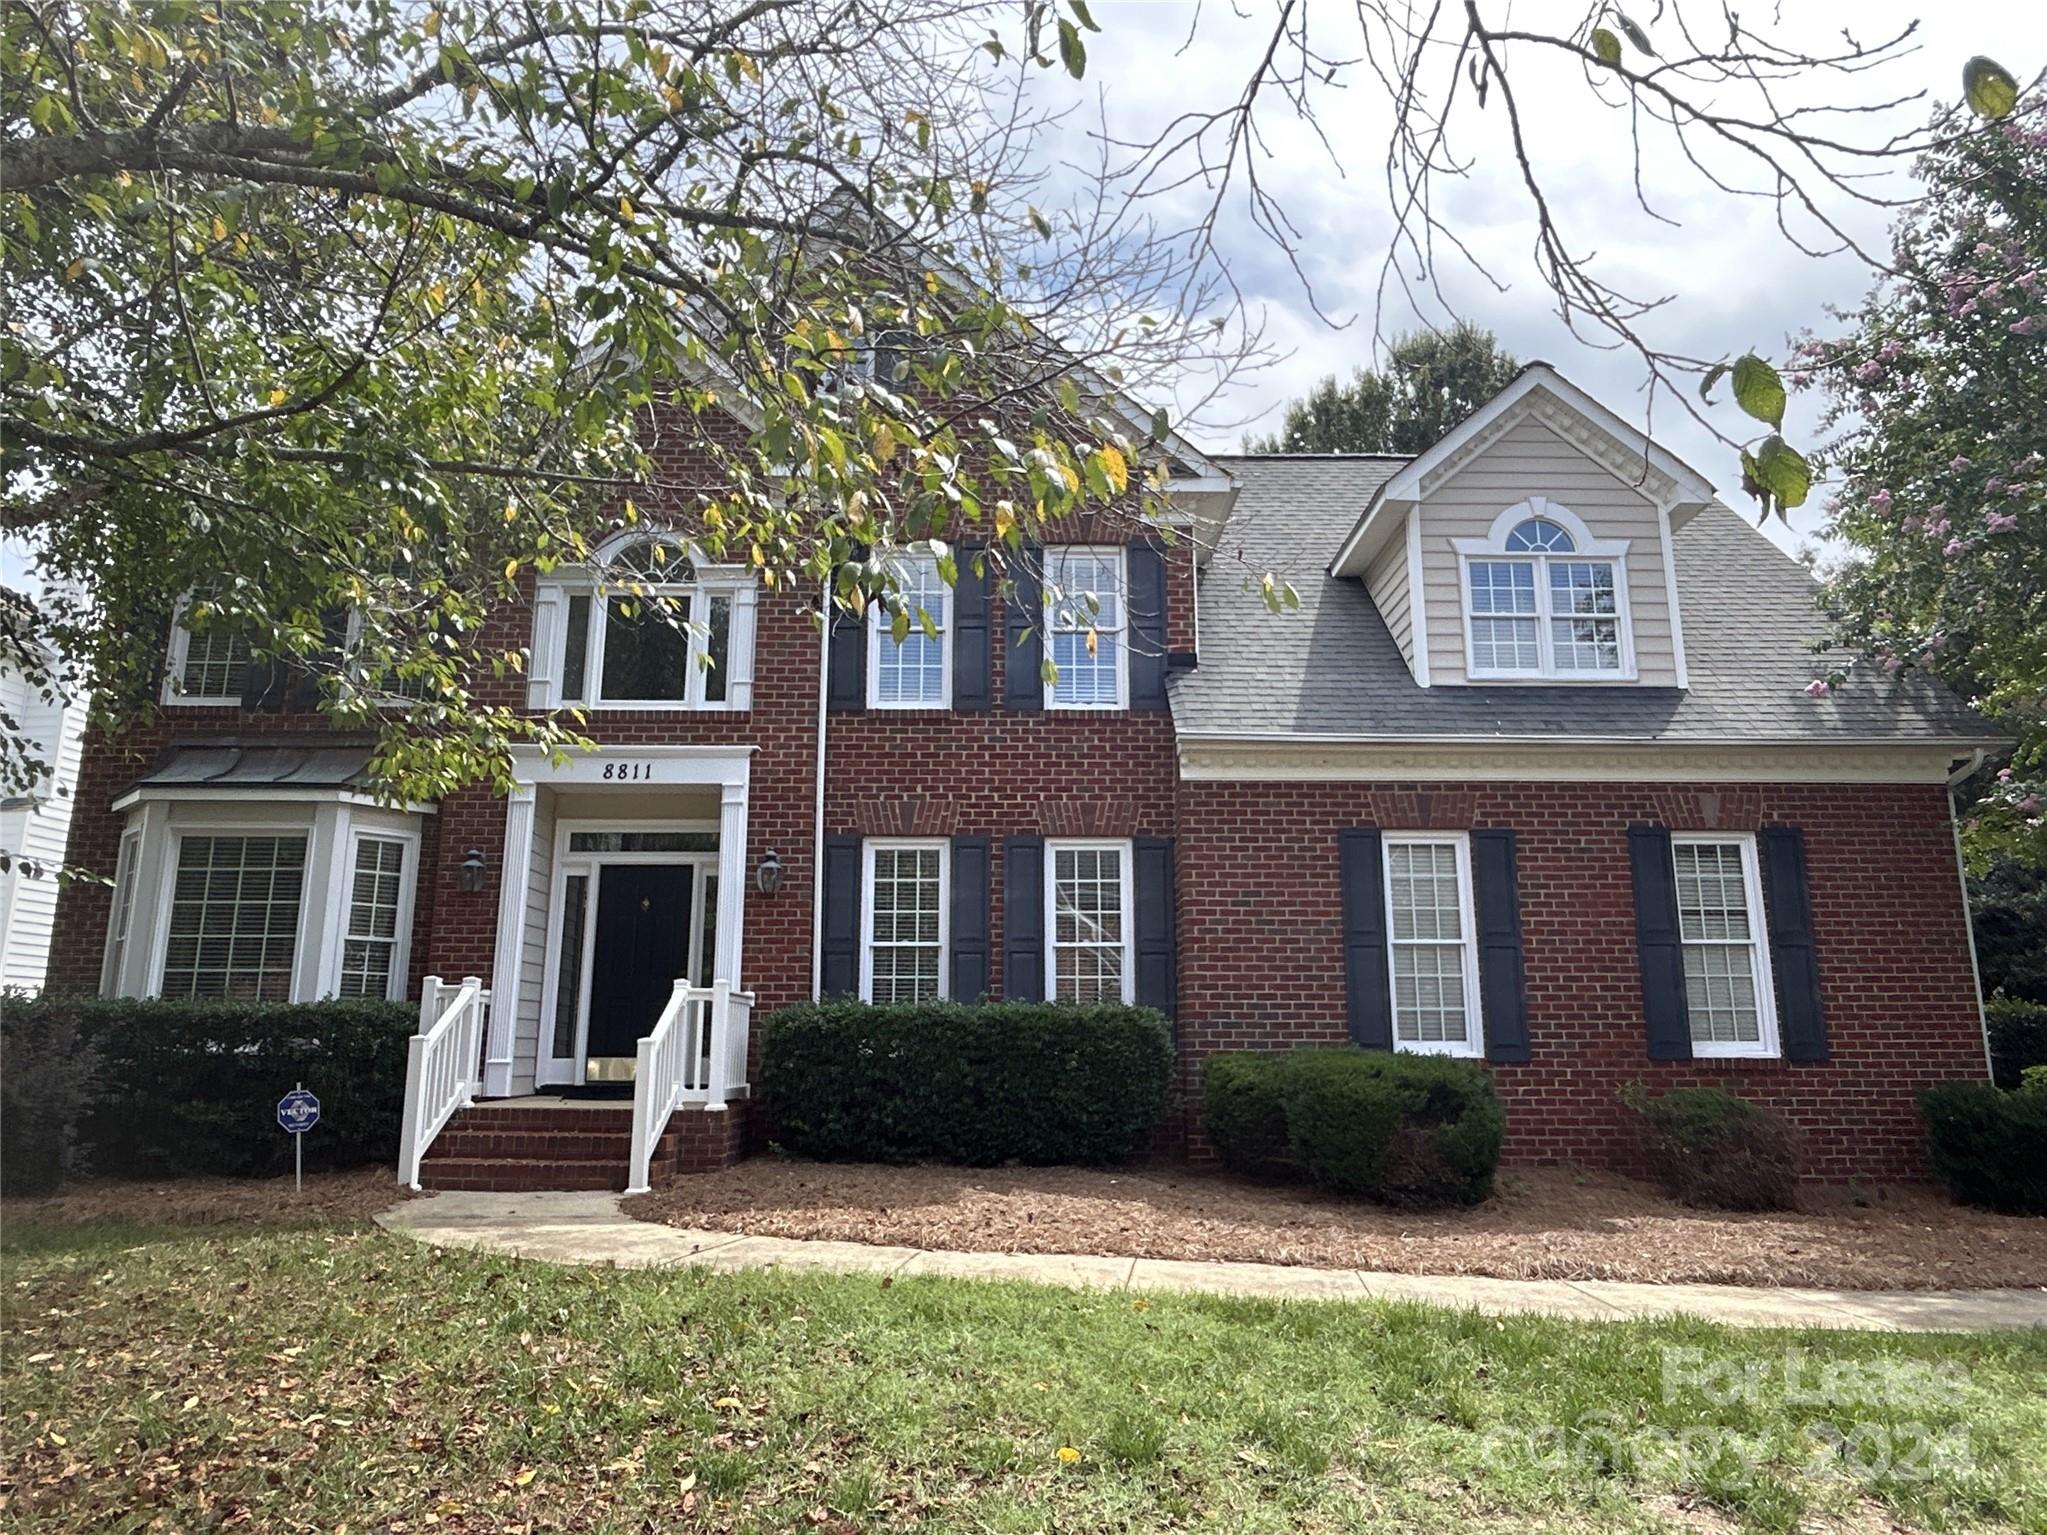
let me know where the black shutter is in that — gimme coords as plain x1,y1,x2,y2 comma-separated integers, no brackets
820,836,862,997
1761,826,1829,1062
1133,836,1177,1018
239,656,287,711
1338,828,1393,1050
1004,544,1043,712
949,835,991,1001
1128,543,1168,710
1628,825,1693,1060
826,603,866,712
952,543,992,711
1471,829,1531,1064
285,607,349,711
1002,835,1044,1000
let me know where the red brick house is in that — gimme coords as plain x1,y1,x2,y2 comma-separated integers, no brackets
48,364,1999,1188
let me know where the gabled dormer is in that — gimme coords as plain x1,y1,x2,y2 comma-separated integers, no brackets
1328,364,1717,690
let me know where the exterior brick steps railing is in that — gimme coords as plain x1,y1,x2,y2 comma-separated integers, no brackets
420,1104,683,1193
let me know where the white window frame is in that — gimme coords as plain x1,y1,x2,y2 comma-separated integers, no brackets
151,824,316,1002
1380,831,1485,1058
99,826,143,996
341,607,431,709
865,551,953,709
161,600,252,707
1044,837,1135,1004
336,828,419,1002
531,533,756,712
1450,498,1636,682
858,838,950,1004
1670,832,1781,1060
1042,546,1130,711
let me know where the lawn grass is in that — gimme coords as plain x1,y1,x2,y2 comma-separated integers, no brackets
2,1215,2042,1534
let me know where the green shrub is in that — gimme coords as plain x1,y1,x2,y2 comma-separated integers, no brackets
0,994,415,1182
1276,1049,1504,1207
1986,998,2047,1091
1,993,104,1195
1201,1052,1294,1177
1626,1086,1801,1211
1920,1082,2047,1215
759,1000,1173,1166
2023,1065,2047,1096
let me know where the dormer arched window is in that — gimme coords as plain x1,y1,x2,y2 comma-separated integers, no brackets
527,532,757,711
1451,498,1635,680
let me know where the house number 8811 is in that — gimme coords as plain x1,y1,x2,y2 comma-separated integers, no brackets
600,762,656,781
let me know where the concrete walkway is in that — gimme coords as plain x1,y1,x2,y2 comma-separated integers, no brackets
377,1191,2047,1333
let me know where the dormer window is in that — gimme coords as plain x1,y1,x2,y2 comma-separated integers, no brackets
1453,499,1634,681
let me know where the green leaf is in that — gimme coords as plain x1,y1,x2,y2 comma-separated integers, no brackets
891,609,910,644
1057,18,1086,79
1590,28,1622,67
1699,361,1729,405
1028,206,1052,239
1150,407,1170,444
1068,0,1100,31
1057,375,1081,415
1963,56,2020,121
1752,435,1812,511
1731,354,1786,430
1614,12,1653,55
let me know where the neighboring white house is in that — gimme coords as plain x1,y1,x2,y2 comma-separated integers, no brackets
0,589,86,991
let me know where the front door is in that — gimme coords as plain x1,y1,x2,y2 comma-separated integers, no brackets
584,863,695,1080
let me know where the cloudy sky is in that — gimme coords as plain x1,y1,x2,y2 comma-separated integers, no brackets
1016,1,2047,555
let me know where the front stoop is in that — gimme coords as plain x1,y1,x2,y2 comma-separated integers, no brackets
419,1100,746,1192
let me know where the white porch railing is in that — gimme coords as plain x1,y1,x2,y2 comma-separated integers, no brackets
626,978,753,1194
396,975,490,1190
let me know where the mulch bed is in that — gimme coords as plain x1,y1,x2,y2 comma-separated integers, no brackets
625,1159,2047,1291
2,1168,412,1231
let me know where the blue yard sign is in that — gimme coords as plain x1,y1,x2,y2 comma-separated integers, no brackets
278,1085,321,1193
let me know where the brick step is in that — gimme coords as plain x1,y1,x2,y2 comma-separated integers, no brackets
426,1128,643,1162
444,1107,634,1132
419,1157,646,1193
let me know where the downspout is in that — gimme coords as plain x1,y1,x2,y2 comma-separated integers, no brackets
811,579,831,999
1945,748,1993,1082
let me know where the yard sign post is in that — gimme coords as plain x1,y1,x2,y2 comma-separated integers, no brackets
276,1085,321,1194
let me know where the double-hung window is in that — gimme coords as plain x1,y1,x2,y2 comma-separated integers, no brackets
1043,547,1128,709
1381,832,1483,1056
1046,839,1133,1003
867,552,950,707
337,836,410,1000
537,536,753,710
1671,834,1779,1057
159,833,309,1000
163,608,253,706
861,840,948,1003
1455,500,1632,680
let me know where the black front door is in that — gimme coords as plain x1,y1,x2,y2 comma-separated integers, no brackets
585,864,694,1077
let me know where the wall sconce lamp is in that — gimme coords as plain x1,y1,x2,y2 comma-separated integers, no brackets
756,849,784,896
460,847,487,894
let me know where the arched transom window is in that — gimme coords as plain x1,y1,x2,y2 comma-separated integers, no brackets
1453,499,1632,679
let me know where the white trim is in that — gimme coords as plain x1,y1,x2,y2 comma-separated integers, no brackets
1451,498,1637,682
858,837,951,1003
111,785,438,814
1044,837,1136,1004
99,826,143,996
1042,545,1131,711
1174,737,1987,785
148,820,318,1003
1380,831,1485,1058
159,602,249,708
484,784,538,1096
1670,832,1781,1060
865,551,954,710
508,743,756,787
1404,508,1430,686
336,826,421,1002
1657,502,1691,691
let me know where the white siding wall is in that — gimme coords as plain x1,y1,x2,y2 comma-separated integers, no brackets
1419,418,1680,687
1363,520,1415,673
0,673,85,990
510,790,557,1094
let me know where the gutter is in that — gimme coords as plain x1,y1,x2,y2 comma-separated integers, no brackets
810,579,831,1000
1943,748,1996,1083
1175,728,2011,752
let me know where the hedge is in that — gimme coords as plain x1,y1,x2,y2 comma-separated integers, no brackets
759,1000,1173,1166
1986,998,2047,1091
1202,1048,1505,1207
1920,1080,2047,1215
1624,1085,1801,1211
1,994,416,1192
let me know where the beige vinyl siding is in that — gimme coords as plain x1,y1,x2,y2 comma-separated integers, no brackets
1362,517,1415,671
510,791,557,1093
1419,419,1680,686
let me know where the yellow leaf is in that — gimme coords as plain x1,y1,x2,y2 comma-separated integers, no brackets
209,215,227,242
873,422,896,463
1099,442,1128,494
48,1431,66,1447
504,559,520,581
712,1396,743,1410
1056,1445,1082,1464
268,388,286,406
64,258,84,281
620,195,635,218
993,501,1016,540
423,9,440,37
512,1467,536,1487
1085,627,1098,658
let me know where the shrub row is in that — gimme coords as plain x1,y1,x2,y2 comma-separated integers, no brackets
1986,998,2047,1091
1202,1048,1504,1207
1,993,416,1194
1920,1077,2047,1216
759,1000,1173,1166
1624,1085,1802,1211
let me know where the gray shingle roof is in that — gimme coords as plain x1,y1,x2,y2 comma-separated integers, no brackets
1171,454,1992,744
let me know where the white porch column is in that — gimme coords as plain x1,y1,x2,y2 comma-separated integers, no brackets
482,783,537,1098
716,778,749,992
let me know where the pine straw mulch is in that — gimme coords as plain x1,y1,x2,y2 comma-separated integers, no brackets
2,1167,413,1233
625,1160,2047,1291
